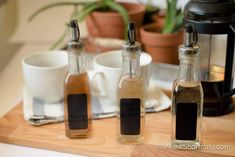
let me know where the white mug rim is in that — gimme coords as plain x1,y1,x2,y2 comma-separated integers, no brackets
93,50,152,70
21,50,68,70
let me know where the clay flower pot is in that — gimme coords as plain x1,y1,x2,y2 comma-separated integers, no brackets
86,3,145,39
152,15,165,26
140,23,183,64
152,9,166,26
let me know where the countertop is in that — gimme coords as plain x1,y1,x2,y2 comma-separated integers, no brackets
1,102,235,157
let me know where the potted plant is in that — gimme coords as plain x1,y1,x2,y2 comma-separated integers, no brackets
84,1,145,39
140,0,183,64
29,0,145,49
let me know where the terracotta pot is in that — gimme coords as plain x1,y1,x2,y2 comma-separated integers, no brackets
152,9,166,26
140,23,183,64
86,3,145,39
152,14,165,26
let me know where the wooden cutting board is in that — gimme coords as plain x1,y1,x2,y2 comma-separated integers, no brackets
0,103,235,157
131,144,233,157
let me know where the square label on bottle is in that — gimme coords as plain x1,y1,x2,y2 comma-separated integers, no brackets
68,94,88,129
176,103,197,140
120,98,141,135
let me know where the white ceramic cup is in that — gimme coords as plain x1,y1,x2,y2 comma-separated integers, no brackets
91,50,152,103
22,50,68,103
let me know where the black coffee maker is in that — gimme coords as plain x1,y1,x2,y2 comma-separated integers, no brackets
184,0,235,116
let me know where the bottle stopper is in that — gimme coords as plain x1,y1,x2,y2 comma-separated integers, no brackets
67,19,83,49
128,21,136,45
122,21,141,55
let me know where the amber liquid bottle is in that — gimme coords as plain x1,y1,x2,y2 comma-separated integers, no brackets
171,25,203,149
117,22,145,144
64,20,92,138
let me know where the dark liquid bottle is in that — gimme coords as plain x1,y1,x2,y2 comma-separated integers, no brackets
116,22,145,144
171,25,203,149
64,20,92,138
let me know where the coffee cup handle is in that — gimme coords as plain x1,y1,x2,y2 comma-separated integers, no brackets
89,71,107,97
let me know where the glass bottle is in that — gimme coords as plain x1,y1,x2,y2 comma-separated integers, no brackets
64,20,92,138
117,22,145,144
171,25,203,149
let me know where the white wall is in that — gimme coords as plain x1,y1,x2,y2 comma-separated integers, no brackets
151,0,188,8
0,0,21,71
118,0,189,8
11,0,77,43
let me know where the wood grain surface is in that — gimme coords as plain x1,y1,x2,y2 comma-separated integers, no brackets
0,103,235,157
131,144,233,157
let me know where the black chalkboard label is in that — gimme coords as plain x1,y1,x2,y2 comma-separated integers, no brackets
68,94,88,129
176,103,197,140
120,98,141,135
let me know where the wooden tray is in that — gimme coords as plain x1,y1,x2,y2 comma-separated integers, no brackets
0,103,235,157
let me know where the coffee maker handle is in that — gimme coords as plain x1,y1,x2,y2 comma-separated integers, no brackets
223,24,235,98
223,89,235,97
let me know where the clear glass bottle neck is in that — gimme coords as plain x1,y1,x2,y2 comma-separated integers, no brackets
178,55,199,82
121,55,140,78
67,48,86,74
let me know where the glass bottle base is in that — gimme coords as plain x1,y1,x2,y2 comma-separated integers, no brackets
65,132,91,139
118,135,143,144
65,128,92,139
171,140,200,150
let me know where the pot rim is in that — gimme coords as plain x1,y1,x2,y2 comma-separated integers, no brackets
140,23,184,46
140,23,183,37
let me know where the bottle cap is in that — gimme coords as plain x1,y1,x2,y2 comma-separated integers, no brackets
178,24,199,58
122,21,141,57
67,19,84,49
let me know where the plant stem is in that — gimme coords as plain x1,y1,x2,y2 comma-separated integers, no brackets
49,27,69,50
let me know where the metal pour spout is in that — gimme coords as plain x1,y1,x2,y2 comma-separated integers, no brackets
70,19,80,41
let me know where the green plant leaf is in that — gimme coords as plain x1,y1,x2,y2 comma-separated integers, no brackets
174,9,183,32
49,26,69,50
162,0,183,34
163,0,172,33
76,2,102,21
106,1,129,38
28,0,97,22
30,0,130,49
73,0,129,38
163,0,170,30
